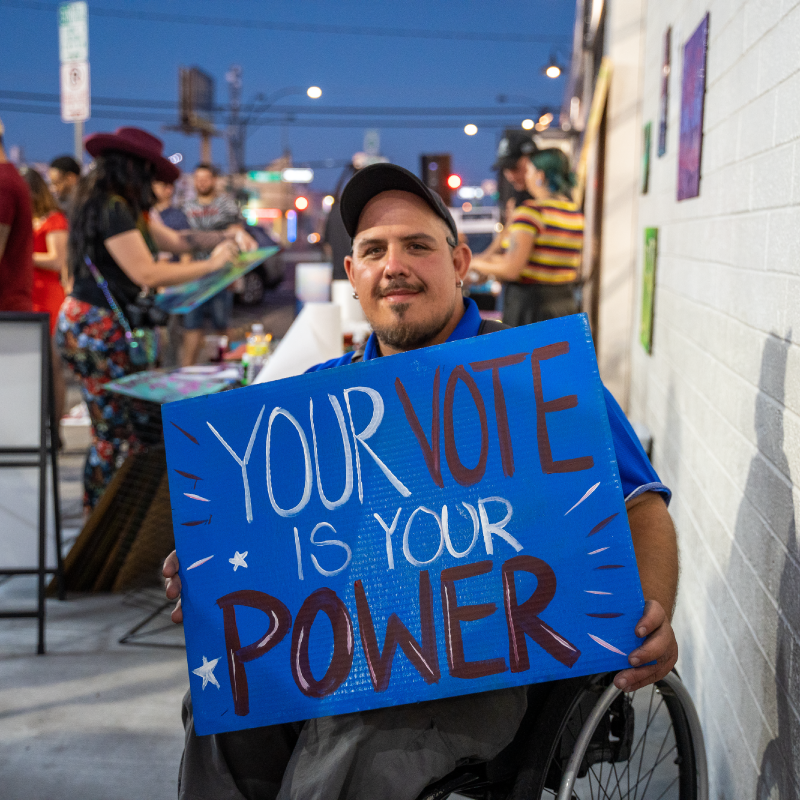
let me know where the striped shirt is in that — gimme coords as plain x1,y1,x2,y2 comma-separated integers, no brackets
508,198,584,284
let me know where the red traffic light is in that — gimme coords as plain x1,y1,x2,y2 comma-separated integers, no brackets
447,174,462,190
295,196,309,211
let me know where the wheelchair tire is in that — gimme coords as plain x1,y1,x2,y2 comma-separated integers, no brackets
508,672,707,800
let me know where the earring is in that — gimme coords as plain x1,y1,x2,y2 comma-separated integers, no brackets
456,280,464,289
352,291,359,299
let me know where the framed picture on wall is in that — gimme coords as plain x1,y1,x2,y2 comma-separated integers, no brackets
640,228,658,354
658,27,671,157
642,122,652,194
677,14,709,200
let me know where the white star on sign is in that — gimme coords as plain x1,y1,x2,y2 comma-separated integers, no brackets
229,551,248,571
192,656,221,689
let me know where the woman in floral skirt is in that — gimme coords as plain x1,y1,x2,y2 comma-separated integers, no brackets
57,127,239,511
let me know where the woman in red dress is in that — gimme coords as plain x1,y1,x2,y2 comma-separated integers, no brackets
22,167,69,424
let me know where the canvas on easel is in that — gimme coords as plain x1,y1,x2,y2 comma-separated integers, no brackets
0,313,64,654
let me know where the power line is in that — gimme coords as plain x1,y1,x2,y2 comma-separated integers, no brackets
0,102,169,123
1,0,572,44
0,102,540,129
0,91,552,118
0,90,177,110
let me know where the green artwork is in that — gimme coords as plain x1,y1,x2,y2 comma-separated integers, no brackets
640,227,658,353
155,247,278,315
641,122,652,194
104,364,243,405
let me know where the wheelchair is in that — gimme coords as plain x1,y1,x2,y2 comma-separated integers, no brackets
417,670,708,800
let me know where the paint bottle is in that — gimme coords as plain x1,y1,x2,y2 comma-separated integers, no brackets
244,323,269,385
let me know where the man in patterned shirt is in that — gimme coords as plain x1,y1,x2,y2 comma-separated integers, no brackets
181,164,253,365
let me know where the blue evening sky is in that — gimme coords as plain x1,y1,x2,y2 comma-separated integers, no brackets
0,0,575,192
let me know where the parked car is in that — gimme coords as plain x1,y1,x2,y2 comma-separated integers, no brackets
449,205,503,312
234,224,285,306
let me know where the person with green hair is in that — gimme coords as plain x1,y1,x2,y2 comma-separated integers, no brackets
470,147,584,326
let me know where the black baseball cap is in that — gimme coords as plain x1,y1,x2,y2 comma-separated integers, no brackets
492,131,539,170
340,162,458,242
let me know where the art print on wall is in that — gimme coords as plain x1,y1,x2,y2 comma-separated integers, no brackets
658,27,671,157
642,122,652,194
677,14,709,200
640,228,658,354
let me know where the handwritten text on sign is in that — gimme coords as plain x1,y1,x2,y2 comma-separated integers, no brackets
164,315,645,735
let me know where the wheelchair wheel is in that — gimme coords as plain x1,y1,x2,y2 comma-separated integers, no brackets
527,671,707,800
419,673,707,800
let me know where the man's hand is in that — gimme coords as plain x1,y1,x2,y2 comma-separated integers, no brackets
618,491,680,691
162,550,183,624
225,224,258,252
234,229,258,252
614,599,678,691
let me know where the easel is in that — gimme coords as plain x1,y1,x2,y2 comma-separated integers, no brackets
0,313,65,654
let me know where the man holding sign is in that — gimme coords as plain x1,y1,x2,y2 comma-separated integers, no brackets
163,164,678,800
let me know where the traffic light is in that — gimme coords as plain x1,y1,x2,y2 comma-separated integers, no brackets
295,196,309,211
447,174,462,190
421,153,454,206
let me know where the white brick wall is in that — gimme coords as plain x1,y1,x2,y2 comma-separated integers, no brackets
612,0,800,794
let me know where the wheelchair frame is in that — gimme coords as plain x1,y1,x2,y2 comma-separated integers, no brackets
556,671,708,800
418,670,708,800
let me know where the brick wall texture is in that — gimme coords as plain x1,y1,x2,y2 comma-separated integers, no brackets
626,0,800,795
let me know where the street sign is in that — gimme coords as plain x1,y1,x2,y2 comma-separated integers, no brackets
179,67,215,132
58,2,88,62
281,168,314,184
248,171,283,183
60,61,90,122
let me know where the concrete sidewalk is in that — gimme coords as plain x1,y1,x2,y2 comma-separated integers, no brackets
0,577,187,800
0,433,188,800
0,302,302,800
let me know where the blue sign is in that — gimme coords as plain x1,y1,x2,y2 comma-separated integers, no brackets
164,315,645,736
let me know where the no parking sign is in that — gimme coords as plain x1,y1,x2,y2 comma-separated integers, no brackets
164,314,645,735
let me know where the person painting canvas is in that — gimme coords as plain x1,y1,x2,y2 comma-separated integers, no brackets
161,163,679,800
471,148,584,327
57,127,240,511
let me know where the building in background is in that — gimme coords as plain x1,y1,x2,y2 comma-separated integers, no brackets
567,0,800,796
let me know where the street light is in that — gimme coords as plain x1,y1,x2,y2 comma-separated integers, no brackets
241,86,323,141
521,119,534,130
464,123,478,136
543,53,565,79
224,85,322,173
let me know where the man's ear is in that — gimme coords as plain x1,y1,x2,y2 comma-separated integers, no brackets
452,242,471,282
344,254,357,292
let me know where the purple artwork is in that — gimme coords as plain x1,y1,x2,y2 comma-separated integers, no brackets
677,14,709,201
657,27,671,157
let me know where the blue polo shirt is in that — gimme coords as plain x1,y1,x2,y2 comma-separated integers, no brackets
307,298,670,504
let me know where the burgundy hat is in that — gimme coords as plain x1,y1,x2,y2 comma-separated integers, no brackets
84,126,180,183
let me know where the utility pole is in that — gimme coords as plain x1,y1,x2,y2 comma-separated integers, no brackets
200,132,212,164
74,119,84,165
226,65,244,174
